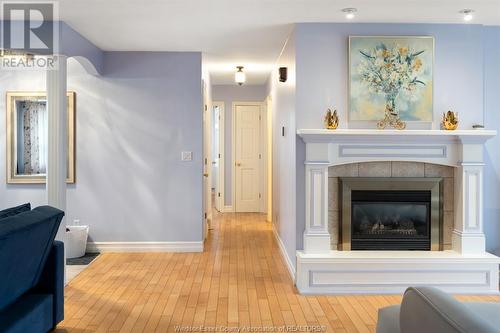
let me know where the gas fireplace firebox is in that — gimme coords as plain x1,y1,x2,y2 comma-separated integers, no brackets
351,190,431,250
340,178,442,251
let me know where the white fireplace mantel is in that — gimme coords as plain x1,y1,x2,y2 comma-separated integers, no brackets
298,129,497,167
298,129,497,144
296,128,500,294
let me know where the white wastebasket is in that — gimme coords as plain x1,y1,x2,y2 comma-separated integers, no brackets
66,225,89,259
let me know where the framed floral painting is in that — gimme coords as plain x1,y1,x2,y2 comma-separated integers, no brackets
349,36,434,126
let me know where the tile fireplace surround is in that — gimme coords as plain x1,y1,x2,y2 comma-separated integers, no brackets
296,129,500,294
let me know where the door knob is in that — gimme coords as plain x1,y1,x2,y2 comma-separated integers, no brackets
236,162,242,167
203,173,209,177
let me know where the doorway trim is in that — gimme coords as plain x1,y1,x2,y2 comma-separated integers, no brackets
265,95,272,222
231,101,264,213
212,101,225,212
202,80,212,239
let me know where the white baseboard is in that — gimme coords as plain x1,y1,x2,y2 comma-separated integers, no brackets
272,224,296,283
86,241,204,253
222,205,234,213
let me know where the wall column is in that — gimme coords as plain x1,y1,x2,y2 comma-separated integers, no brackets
46,55,68,242
304,163,331,253
303,142,331,254
452,142,486,254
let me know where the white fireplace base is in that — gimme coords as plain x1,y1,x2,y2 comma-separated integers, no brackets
296,250,500,294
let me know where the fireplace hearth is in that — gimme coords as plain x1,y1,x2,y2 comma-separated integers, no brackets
340,178,442,251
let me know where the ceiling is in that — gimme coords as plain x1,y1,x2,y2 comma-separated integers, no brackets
58,0,500,85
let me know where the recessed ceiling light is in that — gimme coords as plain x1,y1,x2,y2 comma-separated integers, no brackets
342,8,357,20
460,9,474,22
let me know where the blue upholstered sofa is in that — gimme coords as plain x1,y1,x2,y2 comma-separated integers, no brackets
0,204,65,333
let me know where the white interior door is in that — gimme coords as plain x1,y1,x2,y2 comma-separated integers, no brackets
234,103,261,212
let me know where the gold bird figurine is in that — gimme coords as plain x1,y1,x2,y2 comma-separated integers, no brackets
442,111,459,130
324,109,339,130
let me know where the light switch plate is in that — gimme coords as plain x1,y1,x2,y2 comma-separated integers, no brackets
181,151,193,161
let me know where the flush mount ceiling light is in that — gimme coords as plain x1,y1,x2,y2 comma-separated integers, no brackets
460,9,474,22
342,8,357,20
235,66,246,86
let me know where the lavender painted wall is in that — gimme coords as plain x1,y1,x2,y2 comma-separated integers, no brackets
212,84,267,206
292,23,500,253
295,23,485,130
0,52,204,243
61,22,104,74
266,33,297,270
0,21,103,74
483,26,500,256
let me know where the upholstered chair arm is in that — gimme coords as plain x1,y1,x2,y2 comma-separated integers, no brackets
32,241,64,327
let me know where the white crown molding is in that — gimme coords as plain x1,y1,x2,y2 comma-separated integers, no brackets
86,241,203,253
272,224,296,283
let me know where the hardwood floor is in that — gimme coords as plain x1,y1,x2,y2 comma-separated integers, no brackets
57,211,500,333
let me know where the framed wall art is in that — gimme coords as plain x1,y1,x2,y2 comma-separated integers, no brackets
349,36,434,129
6,92,76,184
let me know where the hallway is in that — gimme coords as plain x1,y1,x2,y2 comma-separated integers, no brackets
58,212,500,333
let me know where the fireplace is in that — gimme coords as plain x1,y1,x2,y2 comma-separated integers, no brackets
296,130,499,294
340,178,442,251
